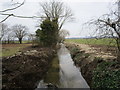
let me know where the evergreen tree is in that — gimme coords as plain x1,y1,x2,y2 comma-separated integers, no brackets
36,18,59,47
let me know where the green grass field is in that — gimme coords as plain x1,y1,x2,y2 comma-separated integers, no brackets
0,44,31,57
2,40,32,44
1,47,20,57
65,38,116,46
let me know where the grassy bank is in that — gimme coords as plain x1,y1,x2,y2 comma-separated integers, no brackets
66,38,116,46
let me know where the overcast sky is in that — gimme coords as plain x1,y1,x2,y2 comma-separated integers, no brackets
0,0,116,38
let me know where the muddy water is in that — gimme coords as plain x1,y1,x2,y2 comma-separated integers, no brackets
36,44,89,88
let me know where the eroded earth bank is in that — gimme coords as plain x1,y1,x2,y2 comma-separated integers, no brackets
66,43,120,88
2,46,56,89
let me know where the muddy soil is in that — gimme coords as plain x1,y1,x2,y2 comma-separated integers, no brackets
2,46,56,89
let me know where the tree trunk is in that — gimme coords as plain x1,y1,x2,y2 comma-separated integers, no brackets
116,38,120,62
117,51,120,62
7,39,10,44
19,38,22,44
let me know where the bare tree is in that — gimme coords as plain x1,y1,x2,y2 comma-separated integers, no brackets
59,29,69,43
86,1,120,61
12,24,28,44
39,0,74,30
28,34,36,43
6,30,15,44
0,23,9,42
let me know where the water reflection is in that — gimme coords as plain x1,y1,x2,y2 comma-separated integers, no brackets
58,44,89,88
37,44,90,88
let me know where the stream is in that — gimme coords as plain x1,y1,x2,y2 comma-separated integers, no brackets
36,44,90,88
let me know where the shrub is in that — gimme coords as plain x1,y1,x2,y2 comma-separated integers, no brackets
92,60,120,88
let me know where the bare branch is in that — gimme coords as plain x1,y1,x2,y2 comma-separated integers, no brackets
0,15,11,23
0,13,45,23
39,0,74,30
0,0,25,12
0,0,44,22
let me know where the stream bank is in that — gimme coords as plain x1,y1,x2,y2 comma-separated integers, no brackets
2,46,56,89
66,43,120,88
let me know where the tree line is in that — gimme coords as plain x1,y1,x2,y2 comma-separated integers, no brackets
0,23,30,44
0,21,69,45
